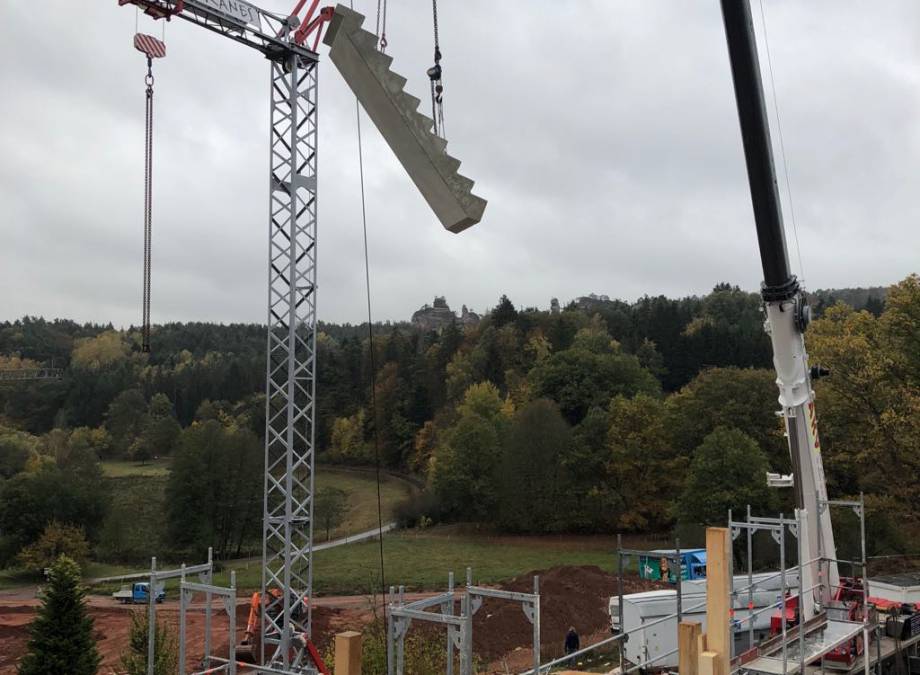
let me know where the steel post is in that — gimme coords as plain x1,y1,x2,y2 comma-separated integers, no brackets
387,586,395,675
747,504,754,651
617,534,624,675
533,575,541,675
797,511,805,675
780,514,788,674
178,564,187,675
445,572,454,675
229,571,237,675
148,556,157,675
460,592,472,675
675,536,682,623
204,547,212,668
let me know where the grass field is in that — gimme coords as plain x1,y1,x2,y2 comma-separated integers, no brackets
314,467,413,542
0,463,416,592
216,527,633,594
0,561,147,591
100,459,171,477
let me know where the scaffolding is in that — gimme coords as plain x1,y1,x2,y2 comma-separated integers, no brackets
179,570,237,675
522,502,871,675
730,499,872,675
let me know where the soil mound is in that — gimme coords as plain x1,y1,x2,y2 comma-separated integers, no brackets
474,564,667,662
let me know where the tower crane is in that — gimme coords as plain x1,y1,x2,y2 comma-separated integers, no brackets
114,1,485,671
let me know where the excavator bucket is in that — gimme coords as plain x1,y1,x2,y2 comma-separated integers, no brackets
323,4,487,233
236,591,261,663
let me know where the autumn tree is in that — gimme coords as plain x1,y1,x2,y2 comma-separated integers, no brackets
17,522,90,573
665,367,786,470
528,322,659,424
607,393,687,531
808,275,920,524
328,409,368,463
677,427,775,525
430,382,506,521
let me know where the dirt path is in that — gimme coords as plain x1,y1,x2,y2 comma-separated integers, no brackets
0,566,665,674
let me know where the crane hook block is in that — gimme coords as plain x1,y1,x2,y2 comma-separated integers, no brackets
323,4,486,233
134,33,167,59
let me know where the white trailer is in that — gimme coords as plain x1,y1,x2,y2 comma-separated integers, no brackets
610,572,799,670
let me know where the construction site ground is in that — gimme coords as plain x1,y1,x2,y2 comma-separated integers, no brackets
0,564,668,674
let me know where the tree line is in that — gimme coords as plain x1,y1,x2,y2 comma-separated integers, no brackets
0,279,908,567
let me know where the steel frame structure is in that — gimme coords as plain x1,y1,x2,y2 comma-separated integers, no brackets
467,568,541,675
387,568,541,675
387,577,473,675
116,2,323,670
179,570,237,675
146,553,215,675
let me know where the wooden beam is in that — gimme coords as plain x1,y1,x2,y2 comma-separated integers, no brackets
679,621,702,675
705,527,731,675
334,630,363,675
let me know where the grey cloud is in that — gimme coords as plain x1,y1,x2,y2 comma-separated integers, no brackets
1,1,917,327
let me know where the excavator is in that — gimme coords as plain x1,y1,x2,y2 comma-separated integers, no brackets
237,589,330,674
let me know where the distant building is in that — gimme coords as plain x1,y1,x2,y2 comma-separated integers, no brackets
411,297,480,331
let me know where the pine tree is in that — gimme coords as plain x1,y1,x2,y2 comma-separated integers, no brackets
18,555,101,675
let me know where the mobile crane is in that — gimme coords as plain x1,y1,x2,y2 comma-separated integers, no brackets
720,0,838,624
113,1,485,671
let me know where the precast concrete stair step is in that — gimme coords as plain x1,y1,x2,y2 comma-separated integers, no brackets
323,4,486,233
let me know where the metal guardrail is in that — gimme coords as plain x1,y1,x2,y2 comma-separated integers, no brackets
0,368,64,381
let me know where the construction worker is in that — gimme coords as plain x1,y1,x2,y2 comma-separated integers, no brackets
564,626,580,658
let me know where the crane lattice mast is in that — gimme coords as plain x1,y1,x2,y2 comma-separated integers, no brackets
119,1,328,669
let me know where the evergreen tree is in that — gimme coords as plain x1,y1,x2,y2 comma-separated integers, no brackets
19,555,101,675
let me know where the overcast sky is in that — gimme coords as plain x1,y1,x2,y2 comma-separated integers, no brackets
1,2,918,326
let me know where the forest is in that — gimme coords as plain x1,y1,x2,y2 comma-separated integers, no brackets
0,278,914,568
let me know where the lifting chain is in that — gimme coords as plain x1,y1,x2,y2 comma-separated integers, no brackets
142,56,154,353
427,0,445,138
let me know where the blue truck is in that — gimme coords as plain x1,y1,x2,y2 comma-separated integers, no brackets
112,582,166,604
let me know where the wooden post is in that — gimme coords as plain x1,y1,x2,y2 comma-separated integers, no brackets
335,630,363,675
679,621,702,675
699,650,723,675
704,527,731,675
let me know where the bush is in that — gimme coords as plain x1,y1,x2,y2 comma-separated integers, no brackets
120,609,178,675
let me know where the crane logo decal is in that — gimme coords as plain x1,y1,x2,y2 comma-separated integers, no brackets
806,401,821,451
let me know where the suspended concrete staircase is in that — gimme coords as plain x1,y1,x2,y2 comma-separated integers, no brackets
323,4,487,233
